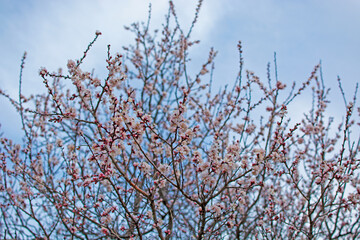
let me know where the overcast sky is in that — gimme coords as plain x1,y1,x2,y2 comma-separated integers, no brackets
1,0,359,141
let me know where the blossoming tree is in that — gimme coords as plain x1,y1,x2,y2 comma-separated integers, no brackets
1,1,359,239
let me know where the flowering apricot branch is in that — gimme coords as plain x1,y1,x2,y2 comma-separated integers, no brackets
0,1,359,240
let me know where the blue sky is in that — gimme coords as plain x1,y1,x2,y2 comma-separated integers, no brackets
1,0,359,141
